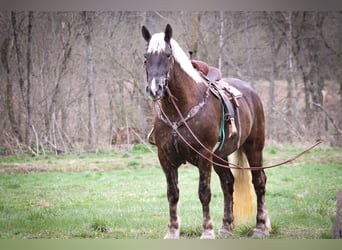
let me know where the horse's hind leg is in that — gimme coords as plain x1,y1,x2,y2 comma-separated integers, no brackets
249,167,271,237
251,169,271,237
244,143,271,237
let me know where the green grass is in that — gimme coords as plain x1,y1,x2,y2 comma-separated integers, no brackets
0,144,341,239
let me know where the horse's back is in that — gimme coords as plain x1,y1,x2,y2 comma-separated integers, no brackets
223,78,254,95
223,78,263,111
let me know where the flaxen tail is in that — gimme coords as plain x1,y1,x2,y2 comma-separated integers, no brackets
230,149,256,225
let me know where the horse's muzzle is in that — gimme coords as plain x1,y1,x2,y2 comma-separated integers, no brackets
146,77,165,101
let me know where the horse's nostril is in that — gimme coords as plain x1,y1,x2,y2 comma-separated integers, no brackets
146,83,163,101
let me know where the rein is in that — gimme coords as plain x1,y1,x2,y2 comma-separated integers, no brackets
161,86,322,171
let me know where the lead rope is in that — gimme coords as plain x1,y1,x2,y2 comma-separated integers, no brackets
164,86,322,171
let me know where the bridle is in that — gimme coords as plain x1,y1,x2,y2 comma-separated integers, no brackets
144,45,173,100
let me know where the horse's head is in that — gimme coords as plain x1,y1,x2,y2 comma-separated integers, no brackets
142,24,173,101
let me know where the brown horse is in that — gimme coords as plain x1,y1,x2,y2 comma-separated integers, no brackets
142,24,271,239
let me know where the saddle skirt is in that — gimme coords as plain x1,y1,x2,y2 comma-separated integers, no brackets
215,79,242,99
210,79,241,143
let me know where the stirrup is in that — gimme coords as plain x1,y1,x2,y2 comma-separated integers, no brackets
147,127,156,145
228,117,237,138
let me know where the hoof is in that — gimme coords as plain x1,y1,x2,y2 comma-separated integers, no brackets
164,229,180,239
218,228,233,238
200,229,215,239
164,217,181,239
252,228,270,238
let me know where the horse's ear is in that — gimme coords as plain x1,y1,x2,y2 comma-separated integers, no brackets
142,26,151,42
164,24,172,43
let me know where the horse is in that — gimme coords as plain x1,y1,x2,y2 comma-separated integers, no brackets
141,24,271,239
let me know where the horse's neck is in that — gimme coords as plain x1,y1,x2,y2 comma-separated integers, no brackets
161,61,204,117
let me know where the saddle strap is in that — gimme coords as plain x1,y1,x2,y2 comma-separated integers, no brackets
209,82,241,150
219,89,235,119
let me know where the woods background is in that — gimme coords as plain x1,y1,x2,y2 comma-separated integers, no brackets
0,11,341,155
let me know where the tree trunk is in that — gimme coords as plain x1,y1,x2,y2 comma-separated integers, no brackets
285,12,294,141
292,12,311,126
1,36,23,142
218,11,224,71
244,11,254,85
26,11,33,146
308,38,325,137
267,13,277,140
11,11,26,143
287,12,302,135
191,12,200,57
11,12,26,102
82,11,97,151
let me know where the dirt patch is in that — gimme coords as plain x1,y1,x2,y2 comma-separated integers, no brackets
0,159,126,174
0,154,157,174
0,164,126,174
0,164,49,174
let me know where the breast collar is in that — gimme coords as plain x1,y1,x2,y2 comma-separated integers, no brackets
155,82,211,131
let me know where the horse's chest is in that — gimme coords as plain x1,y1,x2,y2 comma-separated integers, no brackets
155,118,218,164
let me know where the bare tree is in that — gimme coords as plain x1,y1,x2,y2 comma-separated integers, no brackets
1,28,23,142
82,11,97,151
218,11,224,72
244,11,255,84
11,11,26,143
265,12,278,140
1,11,341,153
190,12,200,56
26,11,33,146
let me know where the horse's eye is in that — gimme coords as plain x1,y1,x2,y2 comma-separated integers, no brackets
144,50,150,59
166,53,171,59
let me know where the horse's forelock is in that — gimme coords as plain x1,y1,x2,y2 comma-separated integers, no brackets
147,33,167,53
147,32,203,84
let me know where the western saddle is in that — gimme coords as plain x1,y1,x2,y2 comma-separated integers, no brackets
189,55,240,142
190,59,222,83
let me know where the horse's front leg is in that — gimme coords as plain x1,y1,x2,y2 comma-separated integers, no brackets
198,158,215,239
162,163,181,239
213,163,235,237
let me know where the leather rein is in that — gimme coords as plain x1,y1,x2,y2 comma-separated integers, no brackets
157,84,322,171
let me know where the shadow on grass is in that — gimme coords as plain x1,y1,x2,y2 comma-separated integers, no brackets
234,221,281,238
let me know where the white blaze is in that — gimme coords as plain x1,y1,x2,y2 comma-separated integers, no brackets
150,78,157,95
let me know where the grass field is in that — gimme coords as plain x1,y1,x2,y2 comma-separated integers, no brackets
0,143,341,239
